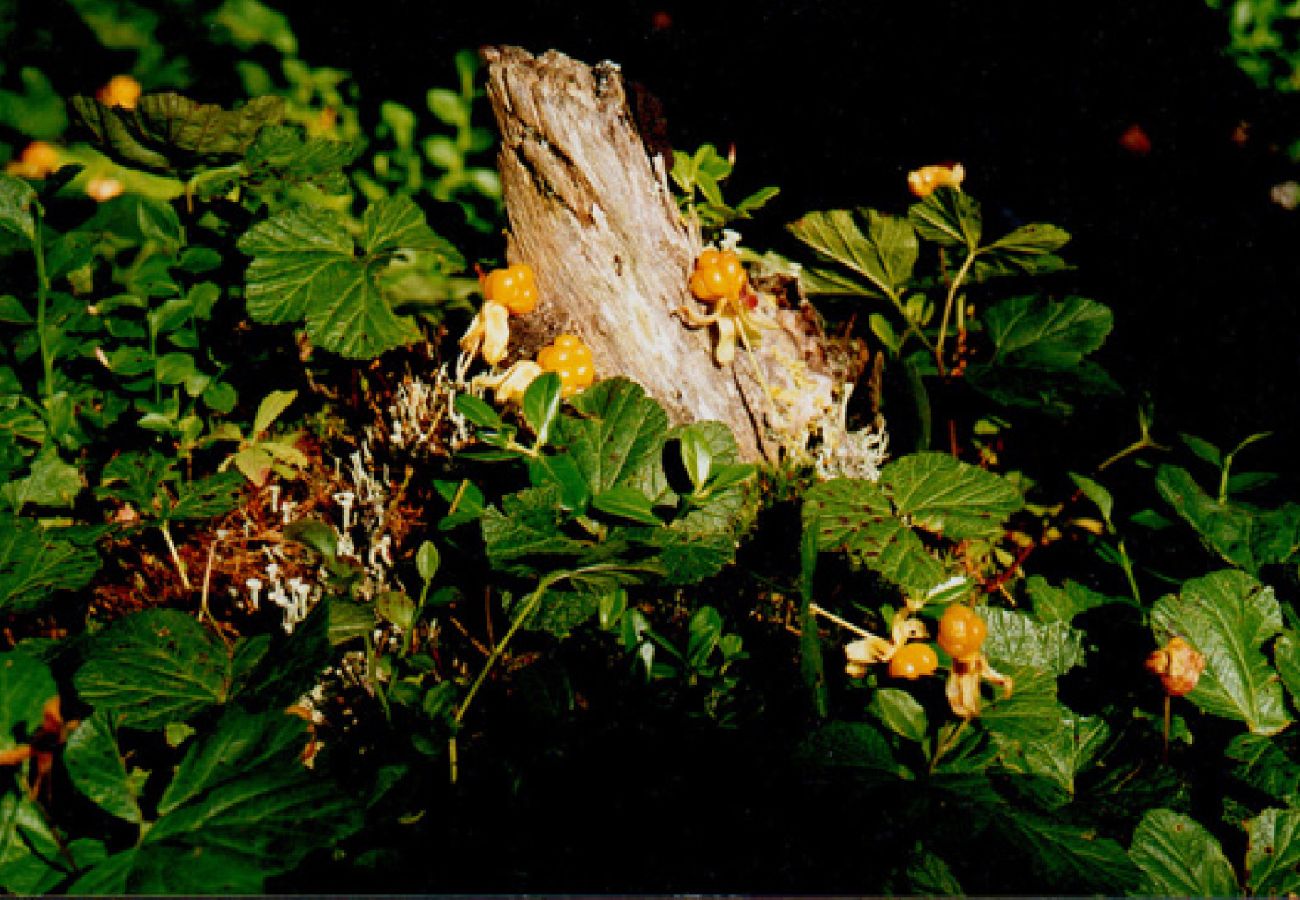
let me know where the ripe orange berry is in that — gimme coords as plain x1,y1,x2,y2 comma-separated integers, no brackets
97,74,142,110
937,604,987,662
689,248,746,303
6,141,62,179
889,642,939,680
537,333,595,396
482,263,538,315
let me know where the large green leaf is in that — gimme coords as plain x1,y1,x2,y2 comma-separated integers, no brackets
1,450,83,512
1129,808,1239,897
983,295,1112,368
481,485,590,576
108,708,360,892
0,515,99,614
786,208,917,299
71,93,285,170
1151,570,1289,735
1017,713,1109,798
557,378,669,495
880,452,1022,539
239,197,427,358
0,651,56,754
1226,733,1300,806
1025,576,1130,623
792,720,910,779
802,477,947,594
980,666,1064,743
997,809,1139,894
983,608,1085,676
0,174,35,248
907,187,982,247
1156,464,1300,573
975,223,1071,280
1247,808,1300,896
0,793,87,894
870,687,928,743
64,710,143,824
74,610,233,729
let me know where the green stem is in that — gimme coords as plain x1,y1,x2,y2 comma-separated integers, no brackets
934,248,978,377
1116,537,1142,607
31,203,53,400
159,522,192,591
929,718,969,773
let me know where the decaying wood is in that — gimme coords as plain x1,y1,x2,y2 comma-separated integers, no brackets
481,45,839,461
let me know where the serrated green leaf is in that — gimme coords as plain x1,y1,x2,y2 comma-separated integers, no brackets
1,451,83,511
983,295,1113,368
1247,808,1300,896
252,388,296,436
870,687,928,742
327,597,373,646
0,516,99,614
0,651,56,754
975,222,1070,279
881,452,1022,539
1227,733,1300,805
244,124,362,180
802,477,947,594
168,469,242,520
142,707,359,890
1026,576,1131,623
997,808,1139,894
634,525,731,584
965,358,1120,417
481,485,589,576
592,486,661,525
71,93,285,171
907,187,982,247
1129,809,1239,897
983,608,1085,676
1151,569,1289,735
0,793,73,895
522,587,604,638
559,378,669,494
793,720,908,778
1017,713,1109,798
64,710,143,824
75,610,232,729
0,174,36,246
786,208,917,299
239,202,422,359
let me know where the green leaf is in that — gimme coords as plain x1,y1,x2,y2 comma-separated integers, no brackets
559,378,670,495
997,808,1139,894
75,610,233,729
786,208,917,299
416,540,440,582
1129,809,1239,897
481,485,588,575
376,591,415,630
1156,464,1300,573
0,174,36,247
0,793,74,894
453,392,502,429
1018,713,1109,798
427,87,465,126
64,710,143,824
0,651,56,754
983,295,1113,368
143,707,360,889
239,200,423,359
252,388,296,436
328,597,374,646
527,452,590,511
592,485,661,525
802,477,947,595
71,93,285,171
1247,808,1300,896
976,222,1071,278
1179,432,1223,468
0,515,99,614
1227,733,1300,806
235,603,331,709
1,451,83,511
907,187,982,247
1151,570,1289,735
676,423,714,491
983,608,1085,676
1025,576,1130,623
793,720,909,779
167,470,243,520
870,687,928,742
881,452,1022,539
522,372,562,447
1069,472,1113,523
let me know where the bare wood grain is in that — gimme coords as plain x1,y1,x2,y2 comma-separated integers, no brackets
482,46,837,461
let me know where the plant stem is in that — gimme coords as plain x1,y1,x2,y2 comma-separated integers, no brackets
31,202,54,400
934,248,977,377
808,602,873,639
1116,537,1142,607
159,522,193,591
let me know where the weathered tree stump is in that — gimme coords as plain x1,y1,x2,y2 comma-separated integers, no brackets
481,45,838,461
